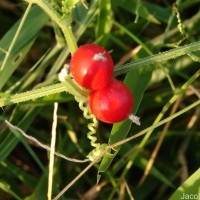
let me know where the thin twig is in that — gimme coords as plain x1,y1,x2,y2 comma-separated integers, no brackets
188,85,200,98
110,99,200,150
80,0,88,9
53,147,108,200
138,96,182,186
4,120,89,163
48,102,58,200
80,181,108,199
115,45,142,67
178,107,200,181
124,180,134,200
120,180,125,200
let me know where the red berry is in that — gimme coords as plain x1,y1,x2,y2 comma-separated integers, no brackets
89,79,134,123
70,44,114,90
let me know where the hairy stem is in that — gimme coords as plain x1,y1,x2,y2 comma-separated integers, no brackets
26,0,78,54
114,41,200,76
0,78,89,107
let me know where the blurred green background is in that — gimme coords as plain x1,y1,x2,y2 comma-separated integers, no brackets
0,0,199,199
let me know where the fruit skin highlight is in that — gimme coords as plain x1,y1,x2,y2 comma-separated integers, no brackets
70,44,114,90
89,79,134,124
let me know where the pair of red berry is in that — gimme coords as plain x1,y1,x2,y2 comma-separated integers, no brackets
70,44,134,124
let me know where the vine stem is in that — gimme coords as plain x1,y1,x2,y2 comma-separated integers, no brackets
26,0,78,54
0,46,199,107
0,77,89,107
0,2,33,72
4,120,89,163
114,40,200,76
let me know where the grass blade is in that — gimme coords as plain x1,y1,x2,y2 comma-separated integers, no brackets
169,167,200,200
0,6,49,89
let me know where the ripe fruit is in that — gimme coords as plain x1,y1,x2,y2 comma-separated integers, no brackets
89,79,134,123
70,44,114,90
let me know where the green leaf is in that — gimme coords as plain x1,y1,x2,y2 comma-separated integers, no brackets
0,108,41,163
24,173,48,200
169,167,200,200
98,67,152,180
143,2,171,23
0,161,37,189
24,172,61,200
111,0,160,24
96,0,113,44
6,118,46,172
134,156,174,187
0,40,35,90
109,147,174,187
0,179,22,200
0,6,49,90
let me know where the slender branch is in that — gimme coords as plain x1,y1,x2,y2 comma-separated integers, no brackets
0,60,199,108
138,96,182,186
0,54,199,108
26,0,78,54
0,78,89,107
4,120,89,163
114,41,200,76
53,147,108,200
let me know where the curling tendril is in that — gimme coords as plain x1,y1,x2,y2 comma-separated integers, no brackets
59,67,108,162
75,97,108,161
75,97,99,148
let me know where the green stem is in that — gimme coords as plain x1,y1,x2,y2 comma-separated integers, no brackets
60,26,78,55
114,20,176,91
114,40,200,76
0,79,89,107
1,55,199,107
113,20,151,55
28,0,78,54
